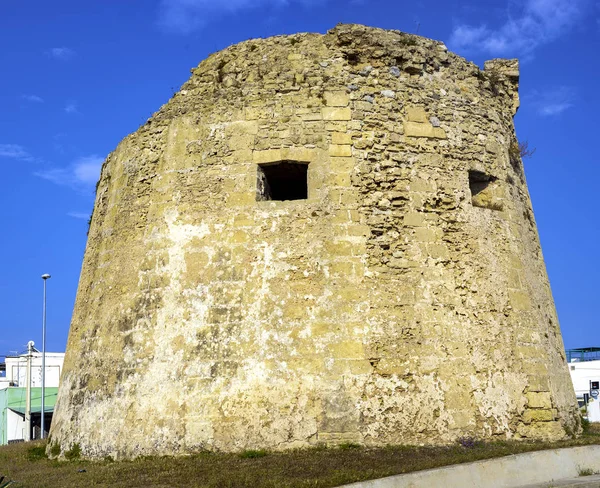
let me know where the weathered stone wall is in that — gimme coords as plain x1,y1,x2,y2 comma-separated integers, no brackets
49,24,579,459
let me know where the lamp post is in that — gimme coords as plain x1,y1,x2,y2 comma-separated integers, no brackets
41,273,51,439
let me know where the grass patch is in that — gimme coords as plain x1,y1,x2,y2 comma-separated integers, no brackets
49,443,60,457
578,467,598,476
239,449,267,459
64,444,81,461
339,442,362,450
2,425,600,488
26,445,47,462
582,417,591,434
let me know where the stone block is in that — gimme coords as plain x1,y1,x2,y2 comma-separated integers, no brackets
415,227,441,243
280,147,316,162
410,178,436,192
329,172,352,186
510,290,532,311
517,420,565,439
332,132,352,145
376,358,410,375
346,225,370,237
301,113,323,121
404,212,425,227
523,409,555,423
449,410,475,429
253,149,282,163
228,133,255,151
428,243,449,259
526,391,553,409
404,121,447,139
324,240,355,256
322,107,352,121
227,192,254,206
245,106,272,120
225,120,259,136
527,375,550,392
406,106,429,123
330,261,354,275
324,91,349,107
329,144,352,157
331,341,364,359
349,359,373,375
330,157,354,172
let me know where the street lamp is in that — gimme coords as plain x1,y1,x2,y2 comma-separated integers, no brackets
41,273,51,439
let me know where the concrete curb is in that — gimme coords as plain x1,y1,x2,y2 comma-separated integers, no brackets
340,446,600,488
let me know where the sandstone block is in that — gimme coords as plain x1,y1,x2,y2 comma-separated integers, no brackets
415,227,441,243
332,132,352,145
324,91,349,107
253,148,282,163
404,121,447,139
510,290,532,311
322,107,352,121
329,157,354,172
301,113,323,121
449,410,475,429
523,409,555,423
331,341,364,358
526,392,553,409
281,147,316,162
404,212,425,227
406,106,429,123
329,144,352,157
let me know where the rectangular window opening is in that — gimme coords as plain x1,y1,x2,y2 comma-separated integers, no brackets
469,170,495,198
257,161,309,201
469,170,502,211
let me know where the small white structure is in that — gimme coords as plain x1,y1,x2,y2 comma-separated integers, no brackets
0,349,65,443
0,351,64,390
567,348,600,422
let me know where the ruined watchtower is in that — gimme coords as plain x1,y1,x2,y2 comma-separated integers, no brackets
50,24,579,459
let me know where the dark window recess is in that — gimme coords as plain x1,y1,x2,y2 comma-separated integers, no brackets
468,170,503,211
257,161,308,201
469,170,496,198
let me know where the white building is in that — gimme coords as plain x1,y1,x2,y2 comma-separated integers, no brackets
567,347,600,422
0,351,64,390
0,350,65,443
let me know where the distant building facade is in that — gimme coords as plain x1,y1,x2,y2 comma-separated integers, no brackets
567,348,600,422
0,351,64,444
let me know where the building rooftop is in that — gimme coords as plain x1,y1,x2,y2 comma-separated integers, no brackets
566,348,600,363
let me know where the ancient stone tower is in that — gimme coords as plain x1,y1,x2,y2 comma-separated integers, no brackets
50,24,579,459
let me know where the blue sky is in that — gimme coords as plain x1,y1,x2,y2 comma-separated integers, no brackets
0,0,598,355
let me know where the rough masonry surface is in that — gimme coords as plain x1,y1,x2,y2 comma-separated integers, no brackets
49,24,579,459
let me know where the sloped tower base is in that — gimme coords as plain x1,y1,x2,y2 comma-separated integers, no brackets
50,24,579,459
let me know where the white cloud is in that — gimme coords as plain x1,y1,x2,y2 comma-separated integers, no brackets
157,0,314,33
67,211,90,220
35,155,104,193
64,102,79,114
48,47,75,60
0,144,35,162
449,0,585,56
528,86,576,116
21,94,44,103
